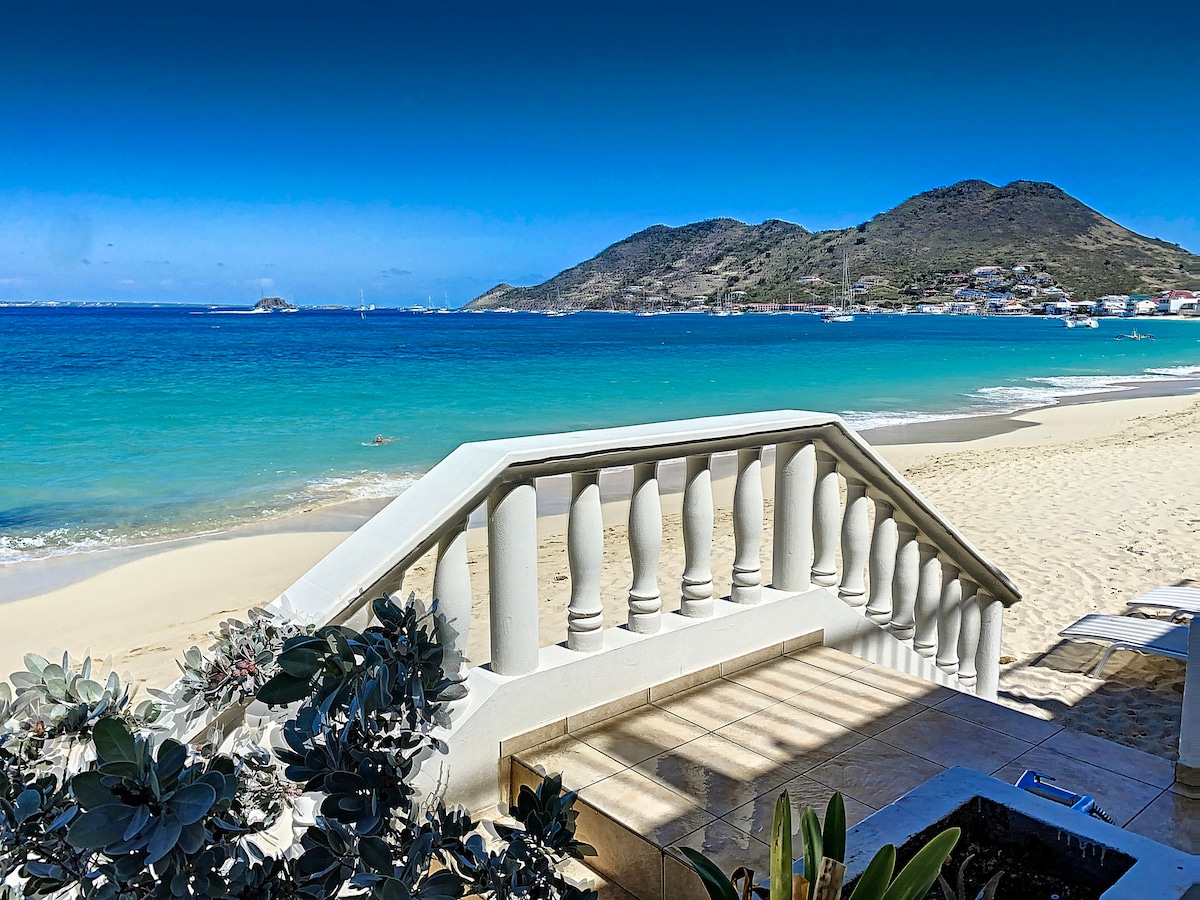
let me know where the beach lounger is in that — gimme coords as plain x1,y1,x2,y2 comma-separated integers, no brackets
1126,586,1200,622
1058,614,1189,678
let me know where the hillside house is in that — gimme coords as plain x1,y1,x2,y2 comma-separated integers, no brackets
1158,290,1197,314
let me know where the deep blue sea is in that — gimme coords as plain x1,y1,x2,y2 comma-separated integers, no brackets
2,306,1198,563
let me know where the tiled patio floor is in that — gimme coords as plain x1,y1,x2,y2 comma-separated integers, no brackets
510,645,1194,900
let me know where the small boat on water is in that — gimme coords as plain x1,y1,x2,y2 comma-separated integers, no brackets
1115,327,1154,341
1063,314,1098,329
823,253,855,323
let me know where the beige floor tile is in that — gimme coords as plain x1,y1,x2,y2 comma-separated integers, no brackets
651,678,777,731
722,773,877,848
573,799,665,900
723,655,841,701
991,746,1164,826
575,706,708,767
935,691,1062,743
635,732,797,817
513,735,628,791
578,767,714,847
782,676,925,736
1039,729,1176,788
787,648,873,676
875,708,1033,773
806,739,945,809
665,819,770,900
790,645,873,675
842,664,956,706
1124,789,1198,855
715,701,868,772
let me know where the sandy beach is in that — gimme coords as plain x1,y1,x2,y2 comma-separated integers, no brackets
2,389,1197,761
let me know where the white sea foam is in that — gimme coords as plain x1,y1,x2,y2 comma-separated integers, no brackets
0,470,422,565
1144,365,1200,377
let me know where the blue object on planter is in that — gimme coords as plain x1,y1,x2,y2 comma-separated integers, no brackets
1015,770,1115,823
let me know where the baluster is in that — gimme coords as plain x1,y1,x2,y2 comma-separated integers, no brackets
681,454,714,618
913,542,941,658
771,441,815,592
811,449,840,587
627,461,662,634
487,480,539,676
567,470,605,652
976,591,1003,701
838,472,869,606
731,448,763,604
433,522,472,696
956,582,980,689
935,560,962,675
865,498,897,624
890,520,919,640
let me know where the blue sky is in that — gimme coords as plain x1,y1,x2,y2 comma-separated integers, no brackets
2,1,1197,306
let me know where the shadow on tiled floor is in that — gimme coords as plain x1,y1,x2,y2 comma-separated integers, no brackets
512,645,1193,900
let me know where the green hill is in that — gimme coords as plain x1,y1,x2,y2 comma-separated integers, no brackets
466,180,1200,309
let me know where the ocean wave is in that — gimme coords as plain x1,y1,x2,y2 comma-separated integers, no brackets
840,410,980,431
1144,365,1200,377
0,469,421,565
302,471,419,503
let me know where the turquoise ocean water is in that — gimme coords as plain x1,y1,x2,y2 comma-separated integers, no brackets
2,306,1198,563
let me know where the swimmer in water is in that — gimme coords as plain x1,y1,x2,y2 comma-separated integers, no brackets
372,434,393,445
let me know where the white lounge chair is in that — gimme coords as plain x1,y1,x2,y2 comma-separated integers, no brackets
1059,614,1189,677
1126,586,1200,622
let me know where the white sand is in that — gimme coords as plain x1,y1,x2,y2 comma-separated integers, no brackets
2,392,1196,759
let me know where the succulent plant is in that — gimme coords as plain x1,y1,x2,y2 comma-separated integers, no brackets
2,594,596,900
0,653,141,775
176,606,315,722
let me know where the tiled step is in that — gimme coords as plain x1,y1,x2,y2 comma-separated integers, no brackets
507,642,1189,896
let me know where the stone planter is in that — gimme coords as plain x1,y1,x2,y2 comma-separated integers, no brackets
836,767,1197,899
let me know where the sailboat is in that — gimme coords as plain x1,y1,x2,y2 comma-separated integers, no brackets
821,254,855,322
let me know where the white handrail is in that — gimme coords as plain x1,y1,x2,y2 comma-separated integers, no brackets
276,410,1021,631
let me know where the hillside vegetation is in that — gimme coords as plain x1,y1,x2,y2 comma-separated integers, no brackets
467,180,1200,309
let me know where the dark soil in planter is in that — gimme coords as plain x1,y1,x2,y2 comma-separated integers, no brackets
857,796,1136,900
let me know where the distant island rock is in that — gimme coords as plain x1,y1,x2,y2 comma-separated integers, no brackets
254,296,297,311
467,180,1200,310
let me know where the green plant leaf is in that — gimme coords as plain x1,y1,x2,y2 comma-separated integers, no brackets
847,844,896,900
359,835,392,874
674,847,740,900
880,828,960,900
256,672,313,705
69,771,111,810
91,717,137,766
771,791,793,900
67,805,137,850
169,783,217,826
800,806,822,899
823,793,846,864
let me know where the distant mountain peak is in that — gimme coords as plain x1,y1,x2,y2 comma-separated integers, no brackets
468,181,1200,309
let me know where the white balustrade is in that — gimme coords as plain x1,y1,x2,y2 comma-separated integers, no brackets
935,560,962,675
956,583,981,688
680,454,715,617
890,520,919,641
487,481,539,676
771,441,814,592
838,473,869,606
913,542,941,658
866,497,897,624
811,450,841,586
567,470,605,652
626,461,662,634
433,522,472,694
731,447,764,604
975,591,1003,701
